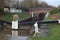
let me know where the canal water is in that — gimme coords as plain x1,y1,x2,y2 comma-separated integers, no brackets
0,24,49,40
0,29,29,40
30,24,49,37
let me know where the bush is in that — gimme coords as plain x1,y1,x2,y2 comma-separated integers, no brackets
0,7,4,15
49,9,58,15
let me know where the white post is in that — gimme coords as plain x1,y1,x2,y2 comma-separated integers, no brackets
58,19,60,23
45,12,49,18
12,20,18,29
33,22,40,36
32,12,34,17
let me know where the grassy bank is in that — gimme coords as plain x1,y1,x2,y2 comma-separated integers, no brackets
31,15,60,40
0,12,30,21
31,24,60,40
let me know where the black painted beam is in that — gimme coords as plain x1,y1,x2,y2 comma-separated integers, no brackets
0,20,59,26
19,20,58,26
0,20,12,24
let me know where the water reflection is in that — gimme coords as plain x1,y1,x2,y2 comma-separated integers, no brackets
12,30,18,37
10,36,28,40
0,29,29,40
39,24,49,37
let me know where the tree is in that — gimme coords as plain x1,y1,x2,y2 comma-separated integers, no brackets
39,1,49,8
58,5,60,12
23,0,33,8
33,0,39,8
0,0,4,15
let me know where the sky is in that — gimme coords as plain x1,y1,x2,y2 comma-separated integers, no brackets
15,0,60,7
39,0,60,7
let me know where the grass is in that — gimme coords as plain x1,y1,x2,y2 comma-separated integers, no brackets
0,12,30,22
44,13,60,21
48,24,60,40
44,17,57,21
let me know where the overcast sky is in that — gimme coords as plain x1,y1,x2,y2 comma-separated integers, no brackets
38,0,60,7
15,0,60,7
